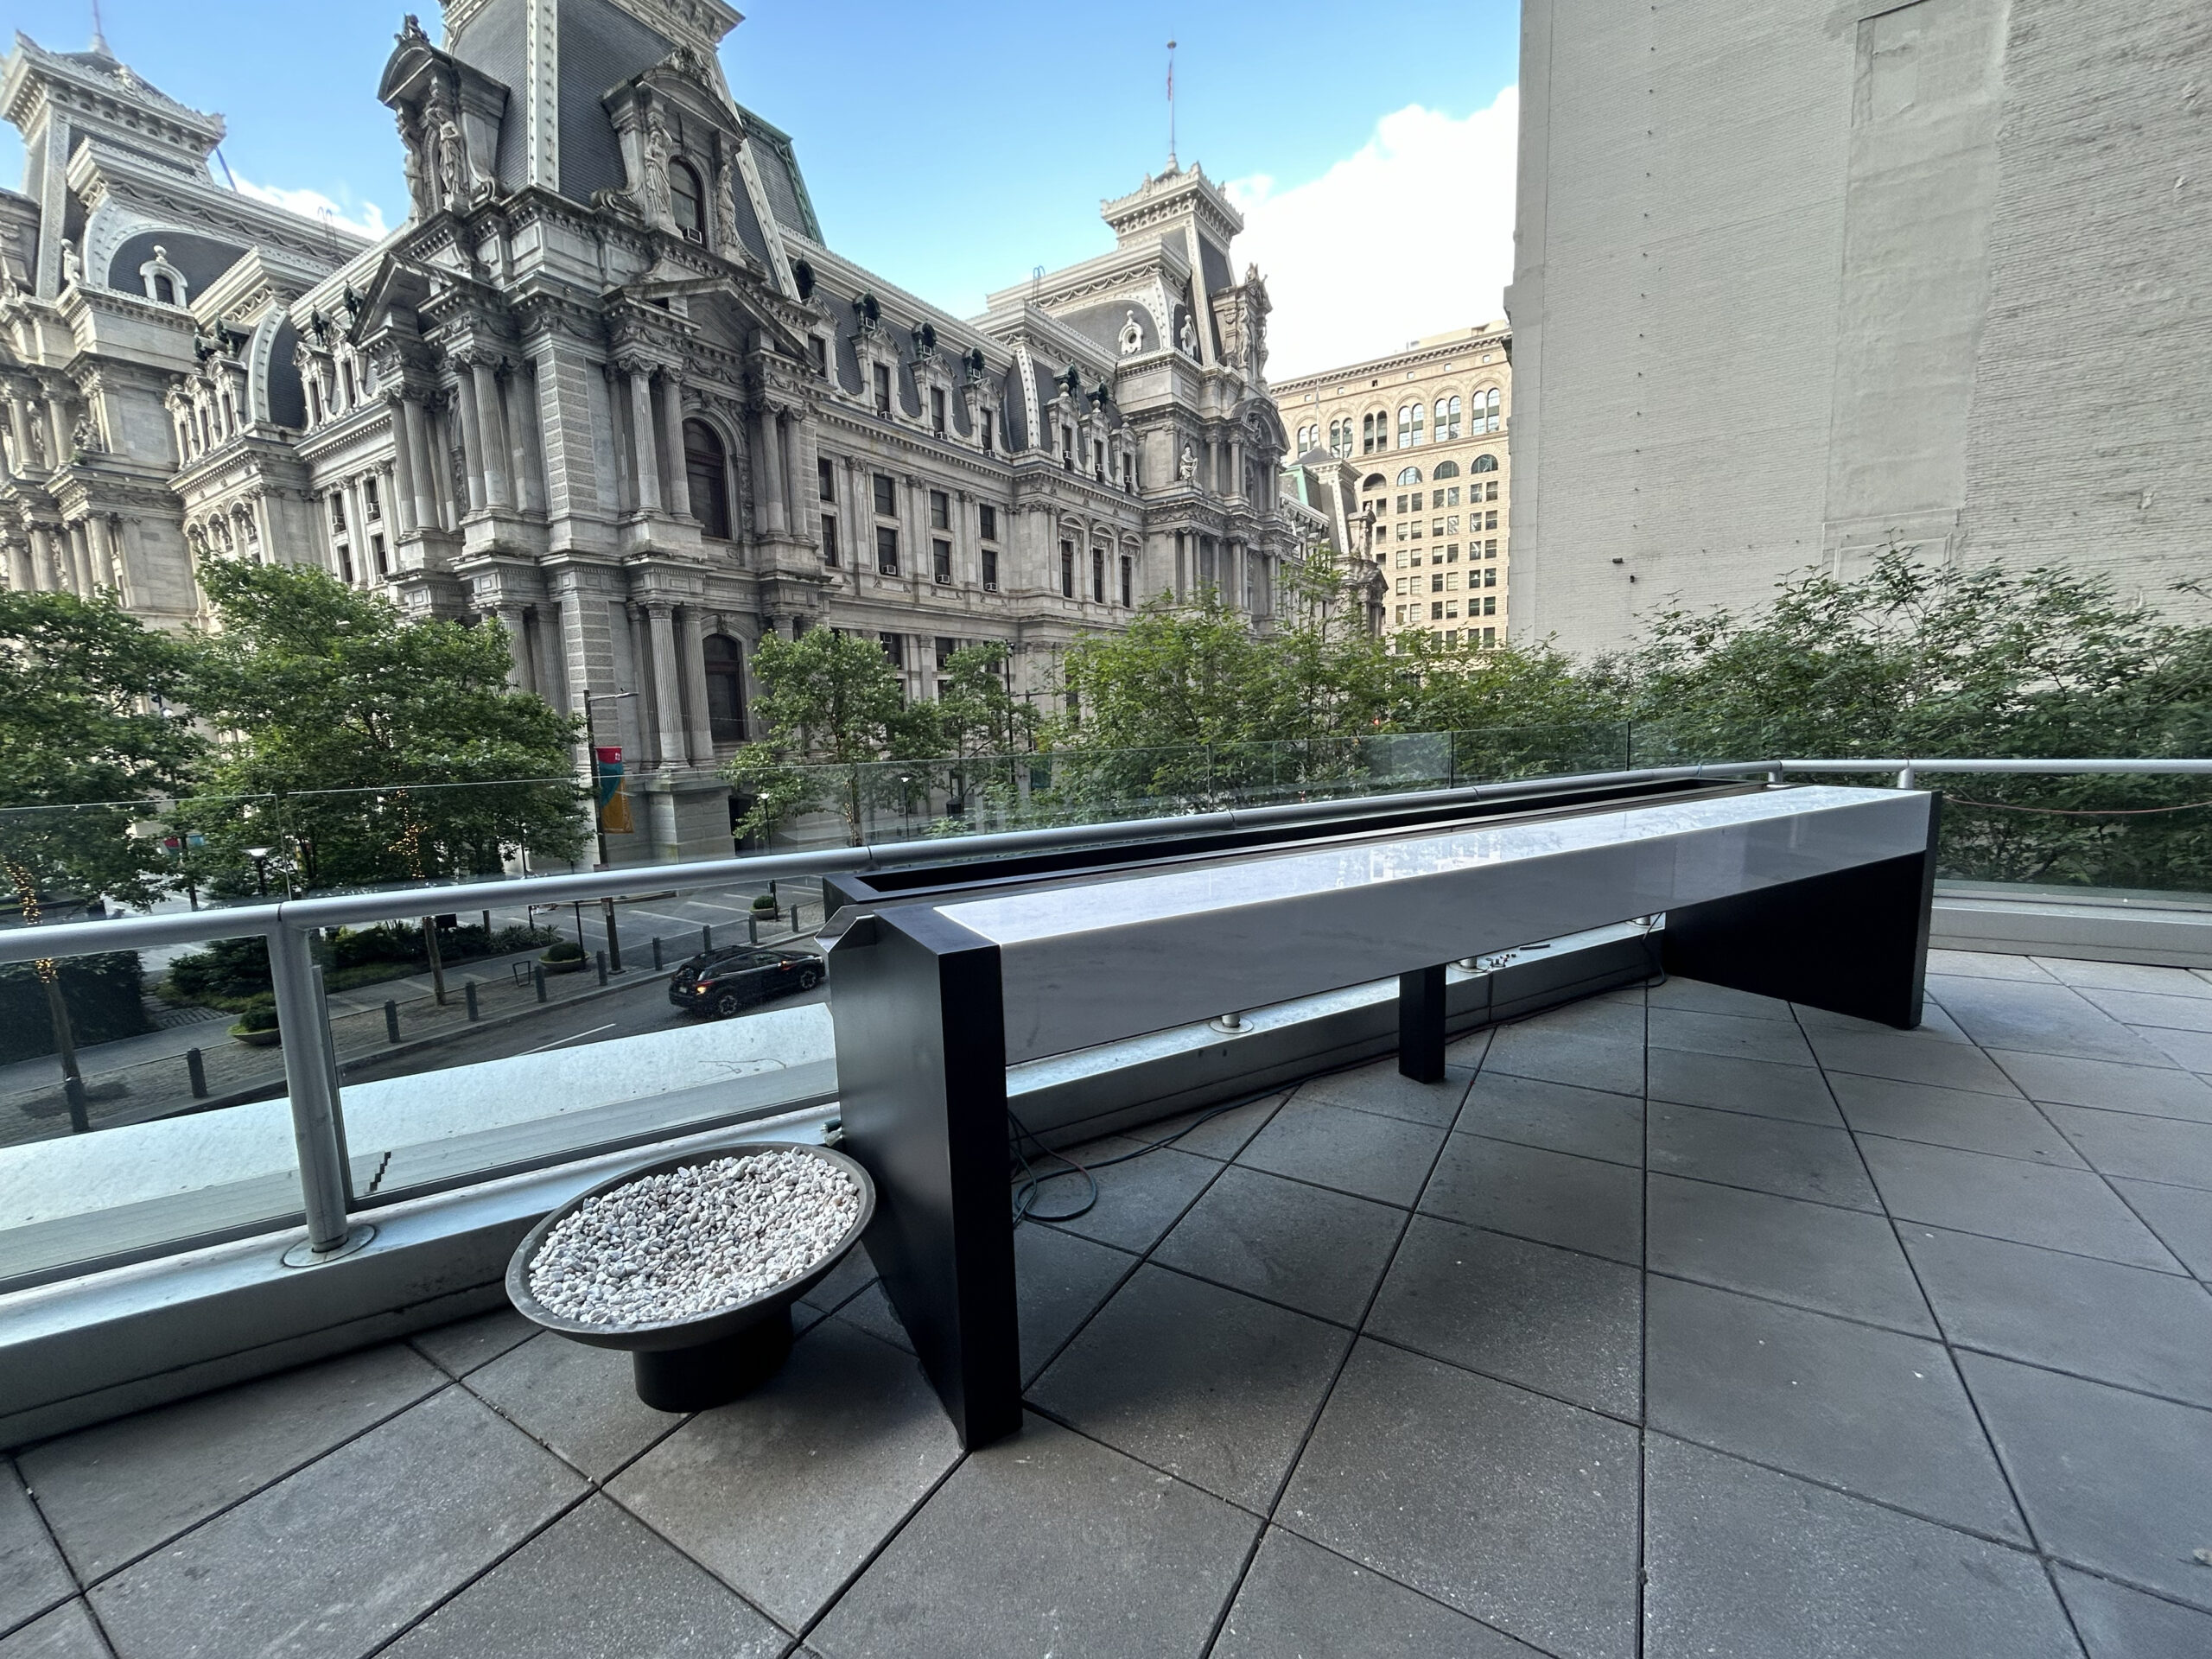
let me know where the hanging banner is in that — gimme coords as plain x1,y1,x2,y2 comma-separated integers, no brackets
594,746,635,833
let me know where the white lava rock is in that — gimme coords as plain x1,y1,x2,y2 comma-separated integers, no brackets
529,1149,861,1327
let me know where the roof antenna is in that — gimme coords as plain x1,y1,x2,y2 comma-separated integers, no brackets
90,0,111,54
1165,40,1178,172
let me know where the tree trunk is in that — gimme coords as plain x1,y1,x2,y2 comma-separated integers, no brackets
41,970,88,1134
421,915,447,1005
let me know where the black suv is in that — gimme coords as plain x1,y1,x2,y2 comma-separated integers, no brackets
668,945,825,1018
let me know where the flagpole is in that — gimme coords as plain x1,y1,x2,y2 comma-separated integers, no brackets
1166,40,1178,170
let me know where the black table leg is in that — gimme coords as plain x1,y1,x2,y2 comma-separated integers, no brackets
1399,963,1448,1082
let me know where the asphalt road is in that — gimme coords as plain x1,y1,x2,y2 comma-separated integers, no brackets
338,964,831,1085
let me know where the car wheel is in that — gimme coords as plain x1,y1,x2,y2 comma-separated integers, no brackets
797,967,820,990
713,990,745,1018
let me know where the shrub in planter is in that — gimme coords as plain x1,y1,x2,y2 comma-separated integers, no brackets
541,939,588,973
165,936,272,1002
751,893,778,912
229,995,282,1047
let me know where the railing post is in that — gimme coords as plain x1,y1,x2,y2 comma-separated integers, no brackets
384,999,400,1043
186,1046,207,1098
270,926,351,1254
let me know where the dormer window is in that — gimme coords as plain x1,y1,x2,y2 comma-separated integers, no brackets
671,161,707,241
154,275,175,304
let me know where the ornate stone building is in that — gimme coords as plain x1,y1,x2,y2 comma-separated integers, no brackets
0,3,1298,862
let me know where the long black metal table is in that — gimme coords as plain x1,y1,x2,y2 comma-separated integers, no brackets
824,778,1939,1446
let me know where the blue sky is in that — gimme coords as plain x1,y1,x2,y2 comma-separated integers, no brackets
5,0,1522,373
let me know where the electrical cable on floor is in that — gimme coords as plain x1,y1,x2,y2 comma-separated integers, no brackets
1007,1090,1272,1228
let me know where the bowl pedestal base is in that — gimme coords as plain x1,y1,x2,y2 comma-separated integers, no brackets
632,1306,795,1411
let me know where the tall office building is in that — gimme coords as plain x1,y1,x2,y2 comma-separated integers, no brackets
1270,324,1511,646
1507,0,2212,655
0,4,1300,861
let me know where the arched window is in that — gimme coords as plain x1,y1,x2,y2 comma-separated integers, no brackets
1433,459,1460,480
683,419,731,537
1395,465,1423,486
1363,411,1389,454
1435,395,1462,441
671,161,707,240
153,274,176,305
1362,473,1388,490
1476,386,1502,432
1330,417,1352,456
702,633,746,742
1397,404,1419,447
1471,453,1498,474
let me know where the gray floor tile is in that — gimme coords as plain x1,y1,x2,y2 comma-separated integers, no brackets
1644,1046,1843,1125
810,1411,1255,1659
463,1332,682,1480
796,1244,879,1318
1027,1265,1349,1511
1421,1136,1643,1265
1929,950,2056,982
2056,1565,2212,1659
1904,1225,2212,1408
832,1282,913,1354
1236,1100,1446,1209
0,1463,72,1637
1367,1216,1641,1417
2077,986,2212,1032
90,1388,582,1659
0,1602,107,1659
1857,1135,2183,1271
1647,1173,1935,1332
1279,1339,1640,1659
1012,1222,1135,1384
1033,1139,1218,1253
1648,1007,1815,1067
2113,1178,2212,1281
1482,1026,1645,1096
1799,1000,1974,1042
608,1319,960,1630
1154,1164,1403,1325
1213,1528,1543,1659
1831,1071,2087,1166
2042,1103,2212,1192
1510,997,1649,1042
1962,1351,2212,1611
1806,1027,2022,1095
20,1343,447,1581
381,1497,785,1659
1295,1058,1475,1128
409,1309,537,1378
2036,957,2208,995
1929,975,2178,1066
1647,976,1796,1020
1648,1101,1879,1210
1454,1073,1643,1166
1134,1092,1287,1160
1645,1277,2024,1540
1643,1436,2076,1659
2139,1025,2212,1073
1991,1050,2212,1123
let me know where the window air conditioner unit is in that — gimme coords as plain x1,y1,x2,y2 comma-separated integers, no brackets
982,582,999,592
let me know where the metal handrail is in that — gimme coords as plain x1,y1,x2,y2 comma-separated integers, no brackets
9,754,2206,1259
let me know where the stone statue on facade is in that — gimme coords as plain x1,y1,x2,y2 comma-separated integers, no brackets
72,414,103,455
26,410,47,466
715,154,741,251
60,243,81,287
1178,442,1196,481
427,79,468,212
639,111,675,228
397,108,435,219
1177,311,1197,356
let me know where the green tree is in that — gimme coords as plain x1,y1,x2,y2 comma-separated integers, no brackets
720,626,938,845
177,559,585,890
0,590,200,1123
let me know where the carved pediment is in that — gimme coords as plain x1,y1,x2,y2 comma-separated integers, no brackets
379,20,510,222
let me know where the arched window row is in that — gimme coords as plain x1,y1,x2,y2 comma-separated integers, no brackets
1397,403,1426,448
1471,453,1498,474
1361,411,1389,454
1433,460,1460,480
1395,466,1423,486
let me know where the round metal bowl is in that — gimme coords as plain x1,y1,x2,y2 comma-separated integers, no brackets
505,1139,875,1411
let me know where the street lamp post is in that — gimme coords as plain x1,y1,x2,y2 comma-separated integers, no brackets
245,845,271,897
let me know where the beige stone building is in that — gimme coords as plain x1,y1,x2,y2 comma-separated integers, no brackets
1270,324,1510,646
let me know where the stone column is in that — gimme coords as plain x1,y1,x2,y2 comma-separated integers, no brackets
626,367,663,515
92,516,125,600
471,359,512,510
788,410,820,549
29,525,58,591
646,603,687,767
1229,436,1245,499
512,365,547,513
678,605,715,759
389,399,419,535
658,372,689,518
4,539,31,590
646,784,681,864
67,522,94,594
452,378,487,517
531,609,567,712
493,603,531,690
402,398,439,531
755,405,787,537
343,476,372,581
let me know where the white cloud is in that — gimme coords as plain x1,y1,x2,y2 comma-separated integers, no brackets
229,174,390,243
1228,89,1517,378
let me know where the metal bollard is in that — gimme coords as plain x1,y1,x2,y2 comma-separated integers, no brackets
465,981,480,1021
533,964,548,1003
595,950,608,985
385,999,401,1043
747,913,759,944
652,936,664,970
701,924,713,954
187,1046,207,1098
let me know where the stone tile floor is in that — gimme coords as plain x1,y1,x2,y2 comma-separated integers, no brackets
5,949,2212,1657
